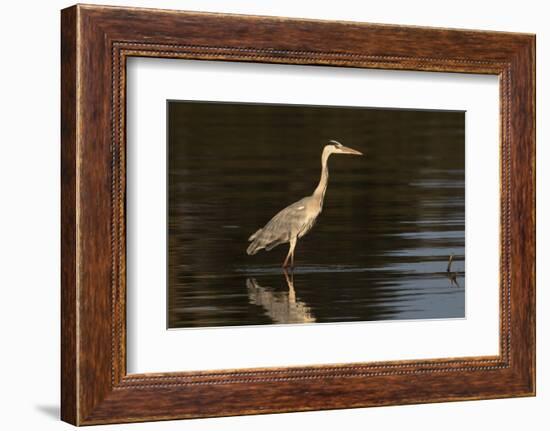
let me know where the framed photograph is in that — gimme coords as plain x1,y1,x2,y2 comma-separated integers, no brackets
164,101,465,330
61,4,535,425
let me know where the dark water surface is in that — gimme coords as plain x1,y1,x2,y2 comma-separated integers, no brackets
168,101,465,328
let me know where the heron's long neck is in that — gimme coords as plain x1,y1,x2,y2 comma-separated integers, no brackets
312,151,330,209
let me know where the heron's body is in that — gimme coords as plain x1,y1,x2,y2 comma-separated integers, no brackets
247,140,362,267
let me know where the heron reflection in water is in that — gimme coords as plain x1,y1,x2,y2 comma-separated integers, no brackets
247,140,362,267
246,270,315,324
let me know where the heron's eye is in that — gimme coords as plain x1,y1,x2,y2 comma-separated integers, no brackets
336,143,342,148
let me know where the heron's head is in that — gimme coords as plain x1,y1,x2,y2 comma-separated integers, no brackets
325,140,363,156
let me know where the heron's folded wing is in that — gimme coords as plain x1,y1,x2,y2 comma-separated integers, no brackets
248,229,263,241
248,198,309,253
261,199,308,238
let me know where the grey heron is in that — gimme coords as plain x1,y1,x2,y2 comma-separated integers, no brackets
246,140,363,267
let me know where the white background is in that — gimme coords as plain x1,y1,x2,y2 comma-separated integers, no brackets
127,59,499,373
0,0,547,430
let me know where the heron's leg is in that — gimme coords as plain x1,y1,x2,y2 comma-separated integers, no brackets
282,244,292,268
289,237,297,268
282,238,297,268
283,267,292,286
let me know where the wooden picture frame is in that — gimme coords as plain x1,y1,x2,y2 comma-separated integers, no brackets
61,4,535,425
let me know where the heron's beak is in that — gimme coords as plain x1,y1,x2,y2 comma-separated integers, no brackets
340,145,363,156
